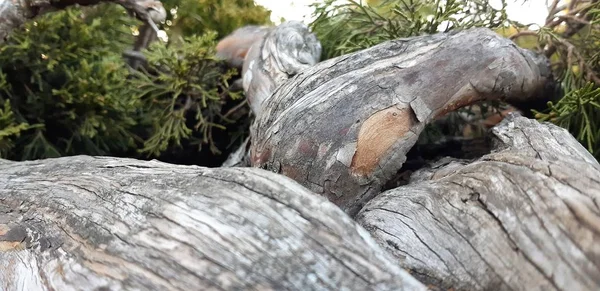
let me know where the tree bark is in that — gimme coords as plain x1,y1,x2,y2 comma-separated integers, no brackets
249,27,555,217
0,156,426,291
356,114,600,291
241,21,322,117
124,0,167,70
215,25,271,71
222,136,251,167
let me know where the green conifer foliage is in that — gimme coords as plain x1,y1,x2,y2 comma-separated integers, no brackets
0,0,270,165
310,0,507,60
0,4,139,160
161,0,272,41
129,32,245,159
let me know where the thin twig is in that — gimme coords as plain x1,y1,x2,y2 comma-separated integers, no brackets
509,30,539,40
222,99,249,119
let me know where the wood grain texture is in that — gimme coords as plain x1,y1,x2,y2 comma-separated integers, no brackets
351,105,417,176
356,114,600,291
242,21,321,117
216,25,271,70
250,28,554,217
0,156,426,291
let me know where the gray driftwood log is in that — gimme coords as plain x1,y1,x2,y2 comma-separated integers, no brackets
249,27,554,216
241,21,322,117
357,114,600,291
0,156,426,291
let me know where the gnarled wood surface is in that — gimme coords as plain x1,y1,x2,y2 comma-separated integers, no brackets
249,28,554,217
241,21,322,117
216,25,271,70
356,115,600,291
0,156,426,291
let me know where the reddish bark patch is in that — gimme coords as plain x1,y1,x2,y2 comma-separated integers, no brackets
250,146,272,166
482,108,516,128
281,164,301,180
435,95,479,119
235,48,249,60
350,106,416,176
338,126,350,136
297,140,317,156
0,240,24,252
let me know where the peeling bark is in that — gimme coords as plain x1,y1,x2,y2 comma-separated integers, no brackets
249,28,554,216
0,156,426,291
1,6,597,290
356,114,600,291
216,25,271,70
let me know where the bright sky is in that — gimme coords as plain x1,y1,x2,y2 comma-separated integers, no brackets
254,0,551,26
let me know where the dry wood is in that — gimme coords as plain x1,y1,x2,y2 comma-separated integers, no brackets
222,136,251,167
356,114,600,291
0,156,426,291
249,28,554,216
215,25,271,70
125,0,167,70
242,21,322,117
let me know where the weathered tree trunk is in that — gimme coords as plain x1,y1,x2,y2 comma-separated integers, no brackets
357,114,600,291
0,156,425,291
249,27,555,217
241,21,322,117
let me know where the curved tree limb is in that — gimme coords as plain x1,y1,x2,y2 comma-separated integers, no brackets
124,0,166,70
0,156,426,291
249,28,555,216
215,25,272,71
241,21,322,117
356,114,600,291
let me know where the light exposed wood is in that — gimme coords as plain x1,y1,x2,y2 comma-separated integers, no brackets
351,105,416,176
222,136,250,167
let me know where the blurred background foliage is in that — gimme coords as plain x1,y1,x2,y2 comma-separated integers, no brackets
310,0,508,59
1,0,599,165
0,0,270,166
160,0,271,43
